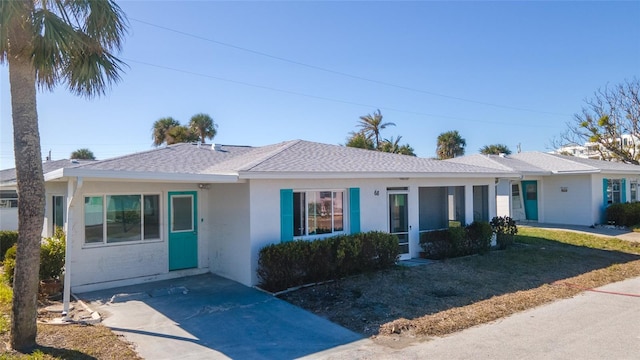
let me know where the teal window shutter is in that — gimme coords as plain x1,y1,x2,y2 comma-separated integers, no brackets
602,178,608,207
280,189,293,242
622,178,627,203
349,188,360,234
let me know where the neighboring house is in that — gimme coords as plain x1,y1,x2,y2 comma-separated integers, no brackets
0,140,516,296
447,152,640,226
0,159,95,232
554,134,640,161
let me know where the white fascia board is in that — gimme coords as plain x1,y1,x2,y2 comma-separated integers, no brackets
552,169,601,175
61,168,240,183
239,171,521,180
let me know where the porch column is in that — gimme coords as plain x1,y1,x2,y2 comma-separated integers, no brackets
464,185,474,225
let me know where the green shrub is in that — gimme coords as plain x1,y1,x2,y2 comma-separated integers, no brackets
449,226,469,255
3,244,17,284
258,231,398,293
606,202,640,227
419,229,452,260
466,221,493,254
2,227,66,286
40,227,66,280
491,216,518,249
0,231,18,261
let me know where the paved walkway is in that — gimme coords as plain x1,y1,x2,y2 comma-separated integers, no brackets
303,276,640,359
79,274,361,360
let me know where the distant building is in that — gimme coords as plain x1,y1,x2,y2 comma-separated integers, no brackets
553,134,640,162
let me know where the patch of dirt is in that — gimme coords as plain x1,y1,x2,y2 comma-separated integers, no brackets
279,242,640,344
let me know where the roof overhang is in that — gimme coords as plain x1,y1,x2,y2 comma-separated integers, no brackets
239,171,521,180
44,168,242,183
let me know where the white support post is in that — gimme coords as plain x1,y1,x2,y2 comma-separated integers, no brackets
62,177,82,317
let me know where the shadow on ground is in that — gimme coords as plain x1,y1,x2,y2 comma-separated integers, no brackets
279,236,640,337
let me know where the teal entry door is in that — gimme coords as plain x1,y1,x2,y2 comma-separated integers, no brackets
521,181,538,221
168,191,198,270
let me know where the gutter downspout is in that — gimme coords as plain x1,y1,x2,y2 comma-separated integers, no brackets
62,177,82,318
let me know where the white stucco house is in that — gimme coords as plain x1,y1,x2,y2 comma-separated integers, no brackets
0,140,518,300
447,152,640,226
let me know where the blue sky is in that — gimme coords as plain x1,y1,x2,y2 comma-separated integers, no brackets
1,1,639,169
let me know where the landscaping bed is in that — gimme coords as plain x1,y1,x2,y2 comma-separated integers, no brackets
279,228,640,340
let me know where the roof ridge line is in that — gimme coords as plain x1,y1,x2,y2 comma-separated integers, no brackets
238,139,302,171
540,151,599,171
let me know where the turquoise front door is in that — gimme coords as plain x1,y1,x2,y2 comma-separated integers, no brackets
521,181,538,221
168,191,198,270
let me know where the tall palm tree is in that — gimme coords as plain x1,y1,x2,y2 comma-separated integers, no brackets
152,117,181,146
166,125,199,145
189,113,217,144
436,130,466,159
345,131,375,150
1,0,127,349
70,148,96,160
357,109,395,149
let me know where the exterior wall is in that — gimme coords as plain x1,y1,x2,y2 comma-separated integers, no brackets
67,181,208,292
0,208,18,231
246,177,496,286
209,183,252,285
495,179,511,218
541,174,593,226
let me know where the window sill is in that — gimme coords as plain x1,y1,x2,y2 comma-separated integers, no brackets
82,238,163,249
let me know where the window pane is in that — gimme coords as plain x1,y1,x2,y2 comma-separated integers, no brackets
144,195,160,239
172,195,193,232
107,195,141,243
333,192,343,232
84,196,104,244
293,192,305,236
53,196,64,228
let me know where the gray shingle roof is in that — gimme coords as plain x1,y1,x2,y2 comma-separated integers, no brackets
448,151,640,175
0,159,95,185
1,140,521,183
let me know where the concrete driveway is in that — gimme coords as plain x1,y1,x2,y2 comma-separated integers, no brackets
78,274,361,359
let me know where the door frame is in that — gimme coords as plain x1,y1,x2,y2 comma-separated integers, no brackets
521,180,539,221
168,191,198,271
387,189,411,260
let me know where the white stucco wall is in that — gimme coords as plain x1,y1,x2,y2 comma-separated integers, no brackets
0,208,18,231
209,183,252,285
246,177,497,286
541,174,593,226
495,179,512,218
66,181,208,291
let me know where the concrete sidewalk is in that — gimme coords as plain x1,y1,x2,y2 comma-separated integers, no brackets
79,274,361,360
304,276,640,359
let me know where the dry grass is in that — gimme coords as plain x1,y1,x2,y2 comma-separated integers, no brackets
280,228,640,338
0,282,141,360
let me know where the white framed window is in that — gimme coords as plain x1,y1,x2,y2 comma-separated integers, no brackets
607,179,622,205
293,190,344,237
631,180,639,202
84,194,161,245
0,190,18,208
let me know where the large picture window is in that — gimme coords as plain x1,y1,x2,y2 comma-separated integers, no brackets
84,194,160,245
293,190,344,237
607,179,621,205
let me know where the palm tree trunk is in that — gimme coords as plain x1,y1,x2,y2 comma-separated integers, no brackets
8,7,45,350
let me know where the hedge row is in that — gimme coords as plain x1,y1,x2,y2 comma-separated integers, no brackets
257,231,399,293
605,202,640,227
0,231,18,261
419,221,493,260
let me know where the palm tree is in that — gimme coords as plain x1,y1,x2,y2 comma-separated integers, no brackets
1,0,127,349
152,117,181,146
189,113,217,144
357,109,395,150
166,125,199,145
436,130,466,159
70,148,96,160
345,131,375,150
380,136,416,156
479,144,512,155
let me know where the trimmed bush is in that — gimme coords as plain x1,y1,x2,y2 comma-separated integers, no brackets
2,227,66,286
606,202,640,227
419,221,493,260
258,231,399,292
3,244,17,284
0,231,18,261
491,216,518,249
